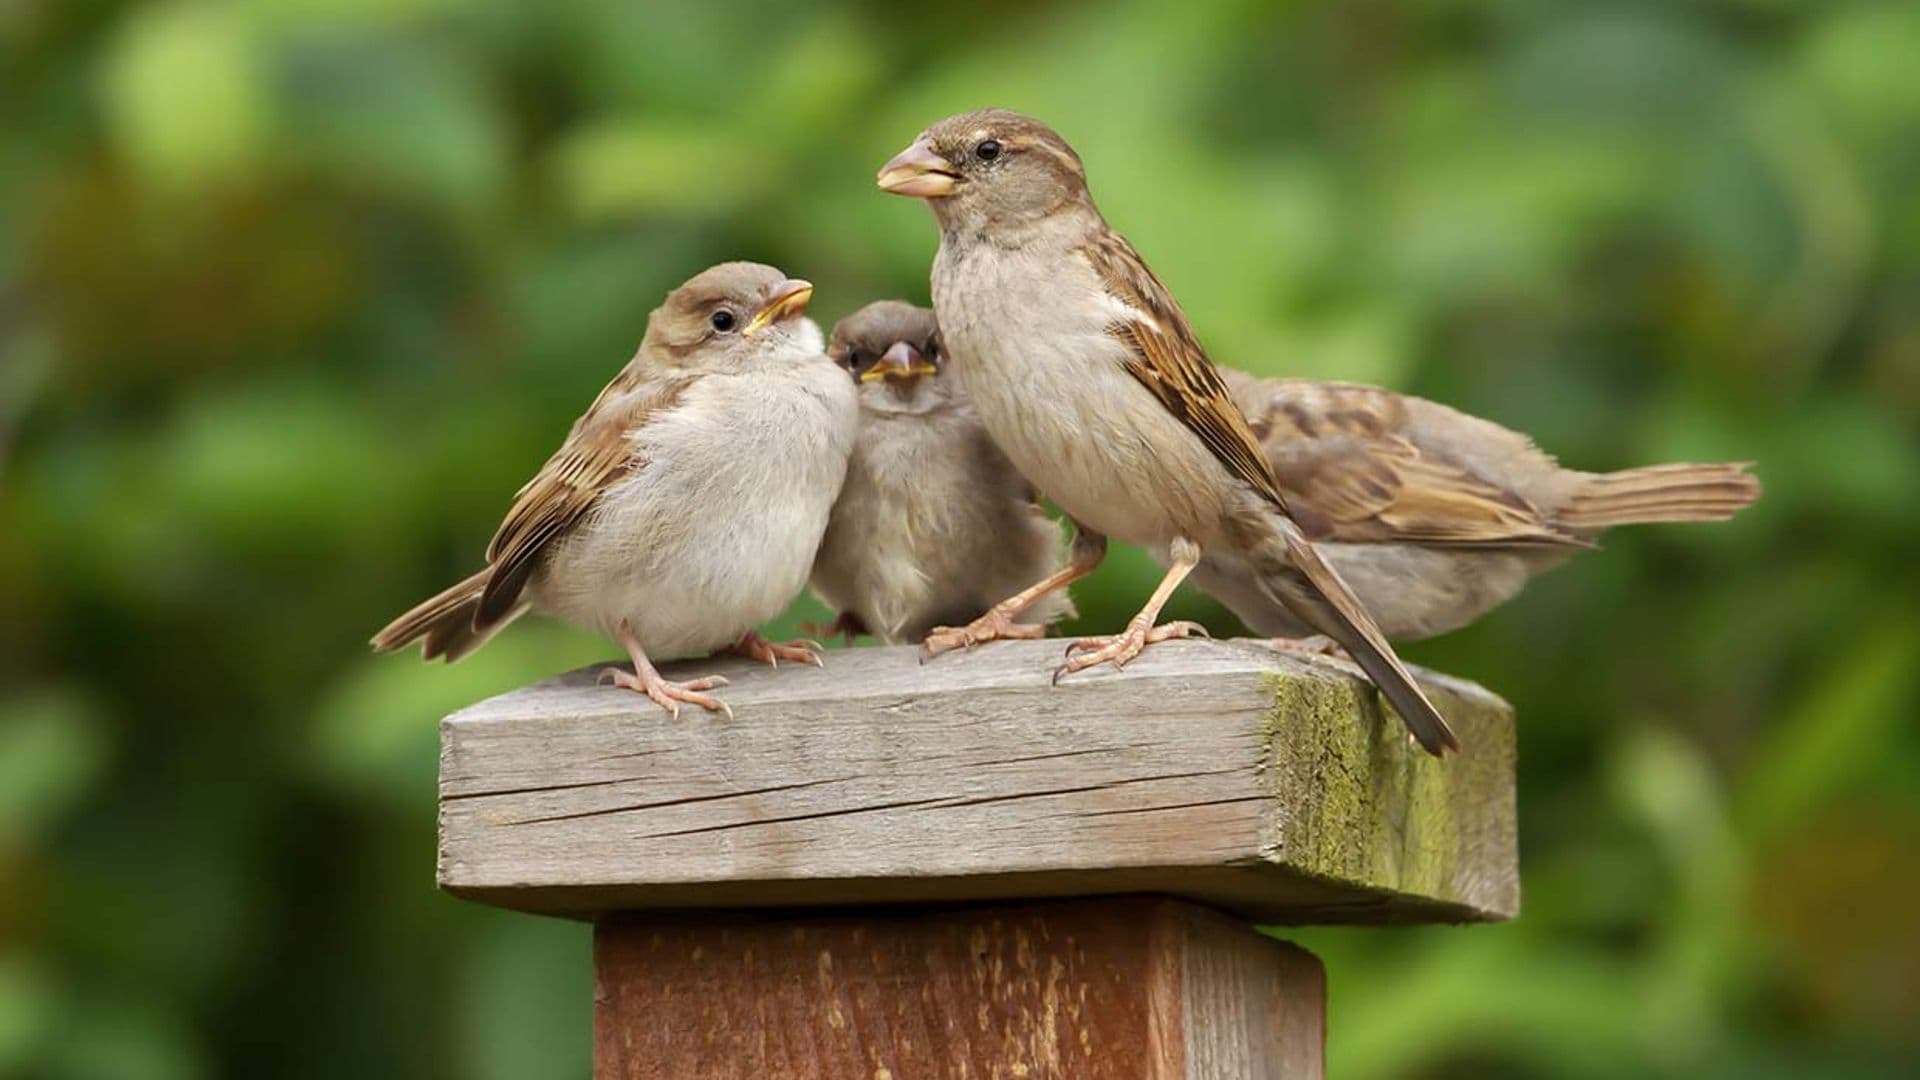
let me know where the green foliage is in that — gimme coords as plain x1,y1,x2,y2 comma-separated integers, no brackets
4,0,1917,1075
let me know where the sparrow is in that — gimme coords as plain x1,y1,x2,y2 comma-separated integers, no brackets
371,262,858,718
878,109,1460,755
1191,368,1761,642
808,301,1074,645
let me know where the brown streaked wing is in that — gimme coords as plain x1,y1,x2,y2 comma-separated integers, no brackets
1081,230,1287,509
1239,379,1586,549
477,370,700,623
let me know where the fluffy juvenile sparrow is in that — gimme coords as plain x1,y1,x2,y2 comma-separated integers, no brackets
1193,369,1761,642
879,109,1460,755
371,262,857,718
808,301,1073,645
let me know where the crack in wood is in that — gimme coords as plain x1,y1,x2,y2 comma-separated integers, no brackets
637,795,956,839
1066,795,1268,818
913,768,1244,812
956,744,1160,769
497,776,858,827
443,775,652,803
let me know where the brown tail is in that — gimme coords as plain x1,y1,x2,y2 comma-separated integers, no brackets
1262,518,1460,757
370,568,522,663
1557,462,1761,531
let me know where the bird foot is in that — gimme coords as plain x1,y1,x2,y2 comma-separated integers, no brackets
728,630,825,668
1263,635,1351,661
1052,620,1209,684
920,607,1049,660
598,666,732,721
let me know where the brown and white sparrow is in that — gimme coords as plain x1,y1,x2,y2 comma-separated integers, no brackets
879,109,1460,755
371,262,857,718
1194,369,1761,642
808,301,1073,645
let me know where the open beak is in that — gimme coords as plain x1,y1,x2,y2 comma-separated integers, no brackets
744,279,813,335
859,341,938,383
877,138,958,198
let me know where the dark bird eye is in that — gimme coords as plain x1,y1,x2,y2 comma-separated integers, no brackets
841,349,860,369
974,139,1001,161
710,309,736,332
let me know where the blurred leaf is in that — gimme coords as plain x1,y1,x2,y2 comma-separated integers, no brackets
1737,615,1920,843
43,993,203,1080
454,913,590,1080
0,956,53,1074
0,689,108,853
1610,726,1744,1064
102,3,271,190
1796,5,1920,149
550,120,760,220
309,623,604,803
287,46,508,215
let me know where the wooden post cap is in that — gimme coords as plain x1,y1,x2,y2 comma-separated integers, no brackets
437,639,1517,923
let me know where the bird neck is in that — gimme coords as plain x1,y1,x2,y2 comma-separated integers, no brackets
937,193,1104,252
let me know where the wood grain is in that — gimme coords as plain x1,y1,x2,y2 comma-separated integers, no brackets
592,897,1324,1079
439,638,1517,923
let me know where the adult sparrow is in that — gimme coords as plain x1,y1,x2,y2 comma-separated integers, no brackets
1193,369,1760,642
879,109,1459,755
808,301,1074,645
371,262,857,718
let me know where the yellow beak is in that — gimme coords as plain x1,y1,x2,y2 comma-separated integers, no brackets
859,341,938,383
877,138,959,198
744,279,814,335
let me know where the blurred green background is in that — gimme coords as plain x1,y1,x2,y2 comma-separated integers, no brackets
4,0,1918,1076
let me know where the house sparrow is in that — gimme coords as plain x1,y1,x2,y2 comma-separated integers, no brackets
879,109,1460,755
371,262,857,718
1190,369,1761,642
807,301,1074,645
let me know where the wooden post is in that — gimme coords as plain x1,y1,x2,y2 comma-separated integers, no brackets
438,639,1517,1079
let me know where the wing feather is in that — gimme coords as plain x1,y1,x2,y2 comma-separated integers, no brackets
1081,231,1286,509
477,369,698,623
1232,377,1589,549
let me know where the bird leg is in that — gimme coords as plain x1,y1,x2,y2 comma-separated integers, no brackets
1053,538,1209,684
600,621,732,720
922,527,1107,659
726,629,825,668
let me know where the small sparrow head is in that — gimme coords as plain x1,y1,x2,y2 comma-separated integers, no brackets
828,301,950,415
877,110,1091,235
644,261,825,371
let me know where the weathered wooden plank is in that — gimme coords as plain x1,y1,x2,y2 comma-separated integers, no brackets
591,897,1326,1079
438,638,1517,923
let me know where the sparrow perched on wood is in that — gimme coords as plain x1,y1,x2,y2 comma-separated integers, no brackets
879,109,1460,755
808,301,1073,645
371,262,857,718
1192,369,1761,642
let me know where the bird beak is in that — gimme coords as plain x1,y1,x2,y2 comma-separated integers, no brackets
744,279,813,335
859,341,938,383
877,138,958,198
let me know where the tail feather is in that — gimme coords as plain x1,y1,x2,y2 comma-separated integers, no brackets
1265,518,1460,756
370,568,523,663
1558,462,1760,531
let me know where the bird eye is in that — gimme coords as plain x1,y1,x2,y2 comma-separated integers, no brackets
710,309,736,332
840,349,861,370
974,139,1001,161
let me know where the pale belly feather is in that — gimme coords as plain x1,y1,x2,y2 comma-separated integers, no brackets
532,367,854,659
934,240,1234,549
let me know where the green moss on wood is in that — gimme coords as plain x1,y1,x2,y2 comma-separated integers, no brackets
1256,669,1514,918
